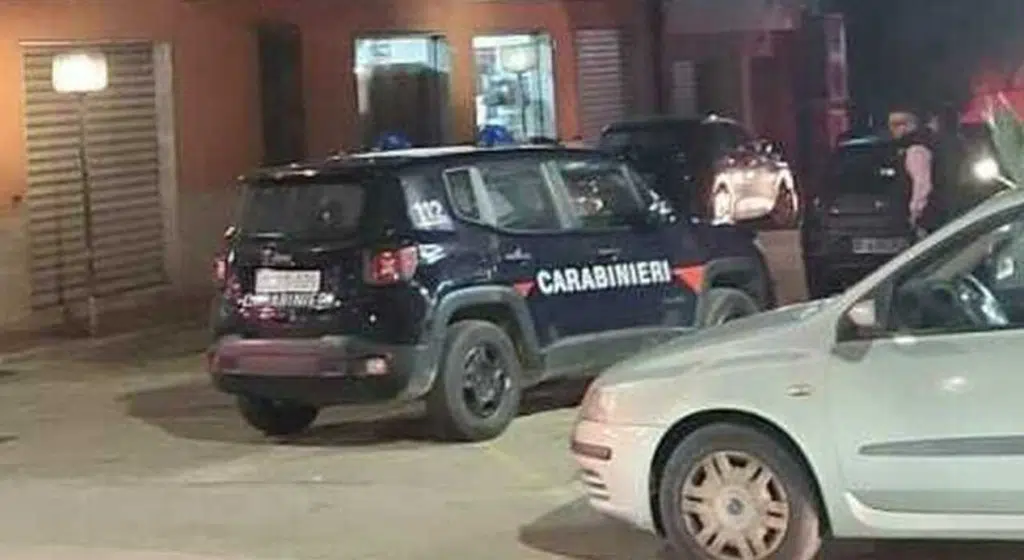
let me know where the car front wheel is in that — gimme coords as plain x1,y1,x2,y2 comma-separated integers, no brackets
702,288,760,327
658,424,822,560
237,396,319,436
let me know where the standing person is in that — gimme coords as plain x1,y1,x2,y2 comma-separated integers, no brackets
919,106,968,230
887,108,935,237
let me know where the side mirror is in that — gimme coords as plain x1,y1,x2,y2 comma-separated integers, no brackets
223,225,237,241
847,299,880,331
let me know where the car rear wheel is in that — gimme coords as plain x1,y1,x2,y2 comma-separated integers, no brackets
702,288,760,327
237,396,319,436
658,424,822,560
426,320,523,442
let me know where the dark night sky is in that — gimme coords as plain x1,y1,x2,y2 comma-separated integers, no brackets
834,0,1024,120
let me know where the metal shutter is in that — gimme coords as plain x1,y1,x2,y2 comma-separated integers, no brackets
671,60,698,117
22,42,167,310
575,28,626,142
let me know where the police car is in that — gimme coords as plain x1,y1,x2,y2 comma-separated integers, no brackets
208,145,775,442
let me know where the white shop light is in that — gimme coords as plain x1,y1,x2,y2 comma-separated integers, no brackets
52,51,108,94
500,44,537,74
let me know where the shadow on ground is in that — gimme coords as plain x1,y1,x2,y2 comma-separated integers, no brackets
121,377,588,448
518,499,1024,560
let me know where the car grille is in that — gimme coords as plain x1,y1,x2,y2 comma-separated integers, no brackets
579,468,610,502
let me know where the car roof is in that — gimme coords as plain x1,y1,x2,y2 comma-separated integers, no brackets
243,144,602,183
602,114,741,132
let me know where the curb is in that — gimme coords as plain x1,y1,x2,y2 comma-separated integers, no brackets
0,320,208,365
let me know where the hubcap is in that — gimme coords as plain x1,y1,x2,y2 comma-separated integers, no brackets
461,344,509,419
679,451,790,560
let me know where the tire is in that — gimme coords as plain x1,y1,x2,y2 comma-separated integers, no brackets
426,320,523,442
237,396,319,436
702,288,760,327
769,183,799,229
658,424,822,560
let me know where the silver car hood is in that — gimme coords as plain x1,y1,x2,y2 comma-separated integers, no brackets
600,298,832,385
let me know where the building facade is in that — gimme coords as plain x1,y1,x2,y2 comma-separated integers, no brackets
0,0,655,328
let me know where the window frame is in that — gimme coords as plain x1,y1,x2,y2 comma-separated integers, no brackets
545,154,654,233
840,204,1024,342
440,156,574,235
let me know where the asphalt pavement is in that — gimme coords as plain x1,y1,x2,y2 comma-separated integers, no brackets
0,231,1022,559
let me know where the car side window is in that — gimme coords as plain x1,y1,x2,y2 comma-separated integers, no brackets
886,210,1024,335
404,171,455,231
441,168,482,222
475,159,565,232
549,157,645,230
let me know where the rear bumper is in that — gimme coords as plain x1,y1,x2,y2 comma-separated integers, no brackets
208,336,432,406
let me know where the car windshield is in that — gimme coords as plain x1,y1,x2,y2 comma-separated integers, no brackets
238,179,367,239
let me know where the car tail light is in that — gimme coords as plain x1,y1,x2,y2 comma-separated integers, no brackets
365,246,419,286
213,255,228,285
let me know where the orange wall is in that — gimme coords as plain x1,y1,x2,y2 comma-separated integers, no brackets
0,0,262,202
0,0,631,199
264,0,596,158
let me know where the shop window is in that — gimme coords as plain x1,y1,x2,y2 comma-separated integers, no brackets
354,35,452,148
473,34,556,142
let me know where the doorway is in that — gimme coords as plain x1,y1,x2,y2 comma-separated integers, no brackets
354,35,452,148
473,33,556,141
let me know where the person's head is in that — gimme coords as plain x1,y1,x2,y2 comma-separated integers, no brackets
887,108,920,140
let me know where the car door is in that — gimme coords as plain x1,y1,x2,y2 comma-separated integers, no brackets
450,156,598,371
544,154,686,357
827,207,1024,518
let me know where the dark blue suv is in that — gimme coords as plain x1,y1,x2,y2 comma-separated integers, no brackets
208,145,774,441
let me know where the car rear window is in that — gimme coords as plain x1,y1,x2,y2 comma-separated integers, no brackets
830,143,900,195
239,180,367,239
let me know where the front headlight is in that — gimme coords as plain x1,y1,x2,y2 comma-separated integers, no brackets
578,383,617,423
973,157,1000,182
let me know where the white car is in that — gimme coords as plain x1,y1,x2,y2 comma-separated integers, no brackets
572,188,1024,559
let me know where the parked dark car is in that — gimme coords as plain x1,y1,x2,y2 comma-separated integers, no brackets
208,145,774,442
802,135,916,298
803,130,1013,299
597,115,799,227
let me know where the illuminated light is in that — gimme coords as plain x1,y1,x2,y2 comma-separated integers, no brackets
973,157,1000,182
364,358,389,376
672,265,705,293
52,51,108,93
513,280,536,297
500,44,538,73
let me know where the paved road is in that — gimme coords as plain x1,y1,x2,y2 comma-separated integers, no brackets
0,231,1021,559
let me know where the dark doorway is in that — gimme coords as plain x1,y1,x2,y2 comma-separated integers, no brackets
257,22,307,165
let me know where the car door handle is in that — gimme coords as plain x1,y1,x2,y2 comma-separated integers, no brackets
502,248,533,262
786,383,813,398
596,247,621,258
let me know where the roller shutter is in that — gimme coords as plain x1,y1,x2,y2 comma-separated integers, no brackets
671,60,698,116
22,42,167,310
575,28,627,142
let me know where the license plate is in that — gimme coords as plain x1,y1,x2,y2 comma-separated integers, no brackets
852,237,907,255
254,268,321,293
